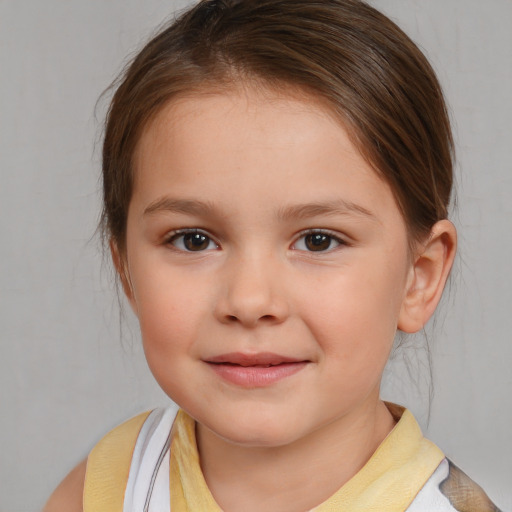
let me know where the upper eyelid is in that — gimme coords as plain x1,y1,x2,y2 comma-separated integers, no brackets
164,228,220,247
165,227,215,239
294,228,348,243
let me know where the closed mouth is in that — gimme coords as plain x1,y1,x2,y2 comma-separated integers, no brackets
204,352,308,366
204,353,309,387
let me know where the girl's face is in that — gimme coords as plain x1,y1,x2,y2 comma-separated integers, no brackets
123,86,414,447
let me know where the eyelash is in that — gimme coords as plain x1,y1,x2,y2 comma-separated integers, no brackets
292,229,347,253
165,229,219,252
164,228,347,253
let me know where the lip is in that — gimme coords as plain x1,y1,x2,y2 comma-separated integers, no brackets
204,352,309,388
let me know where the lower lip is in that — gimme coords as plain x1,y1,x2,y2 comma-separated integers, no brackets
207,362,308,387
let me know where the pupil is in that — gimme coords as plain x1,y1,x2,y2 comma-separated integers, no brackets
306,233,330,251
184,233,209,251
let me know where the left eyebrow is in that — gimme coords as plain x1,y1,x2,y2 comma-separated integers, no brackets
277,199,378,222
143,197,217,217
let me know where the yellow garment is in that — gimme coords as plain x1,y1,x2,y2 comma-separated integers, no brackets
314,403,444,511
83,411,151,512
83,404,444,512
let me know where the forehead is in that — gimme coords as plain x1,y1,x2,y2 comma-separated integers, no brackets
134,84,365,173
131,86,400,226
135,82,359,162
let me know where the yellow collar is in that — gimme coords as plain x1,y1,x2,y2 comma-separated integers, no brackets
170,403,444,511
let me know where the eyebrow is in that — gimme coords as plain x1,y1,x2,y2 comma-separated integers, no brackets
277,199,377,222
143,196,377,222
144,198,216,217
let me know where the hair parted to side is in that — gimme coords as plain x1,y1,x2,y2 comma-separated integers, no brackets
101,0,454,254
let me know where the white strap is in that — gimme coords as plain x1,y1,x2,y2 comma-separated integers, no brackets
123,406,179,512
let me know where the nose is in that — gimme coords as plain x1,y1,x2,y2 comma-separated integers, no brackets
214,252,290,327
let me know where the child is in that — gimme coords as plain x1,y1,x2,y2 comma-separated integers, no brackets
45,0,502,510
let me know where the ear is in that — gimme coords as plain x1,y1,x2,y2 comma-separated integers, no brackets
110,239,138,314
398,220,457,333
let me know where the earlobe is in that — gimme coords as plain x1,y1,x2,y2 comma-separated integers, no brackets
110,239,138,314
398,220,457,333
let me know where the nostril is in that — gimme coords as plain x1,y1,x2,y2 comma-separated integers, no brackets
215,291,289,326
224,313,277,324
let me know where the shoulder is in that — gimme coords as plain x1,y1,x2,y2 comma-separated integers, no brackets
83,411,152,511
44,411,152,512
407,458,502,512
438,459,502,511
43,459,87,512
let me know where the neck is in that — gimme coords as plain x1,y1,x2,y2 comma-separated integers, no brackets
196,398,396,512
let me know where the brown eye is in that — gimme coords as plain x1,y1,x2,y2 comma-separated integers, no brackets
169,231,217,251
293,231,343,252
183,233,210,251
305,233,332,251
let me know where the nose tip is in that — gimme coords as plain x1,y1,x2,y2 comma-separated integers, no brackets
214,258,289,327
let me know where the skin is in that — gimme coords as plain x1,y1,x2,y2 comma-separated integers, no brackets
44,459,86,512
46,85,456,511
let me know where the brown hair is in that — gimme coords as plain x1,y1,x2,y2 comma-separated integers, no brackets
101,0,454,253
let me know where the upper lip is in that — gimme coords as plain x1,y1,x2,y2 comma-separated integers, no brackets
205,352,307,366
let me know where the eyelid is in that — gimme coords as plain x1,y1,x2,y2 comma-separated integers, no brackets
291,228,348,251
164,228,220,250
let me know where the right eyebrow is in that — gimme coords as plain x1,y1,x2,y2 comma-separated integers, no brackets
277,199,378,223
143,197,216,217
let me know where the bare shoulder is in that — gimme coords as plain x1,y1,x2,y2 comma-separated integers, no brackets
43,459,87,512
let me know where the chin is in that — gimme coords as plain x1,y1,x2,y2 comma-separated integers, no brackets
221,427,299,448
205,411,308,449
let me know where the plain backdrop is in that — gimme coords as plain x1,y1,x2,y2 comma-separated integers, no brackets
1,1,511,510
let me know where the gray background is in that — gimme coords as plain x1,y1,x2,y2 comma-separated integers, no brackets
1,1,511,510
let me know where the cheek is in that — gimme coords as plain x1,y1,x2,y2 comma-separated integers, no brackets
131,263,210,361
300,258,406,364
134,280,208,402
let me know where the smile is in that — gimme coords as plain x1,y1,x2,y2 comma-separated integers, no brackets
204,352,309,387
